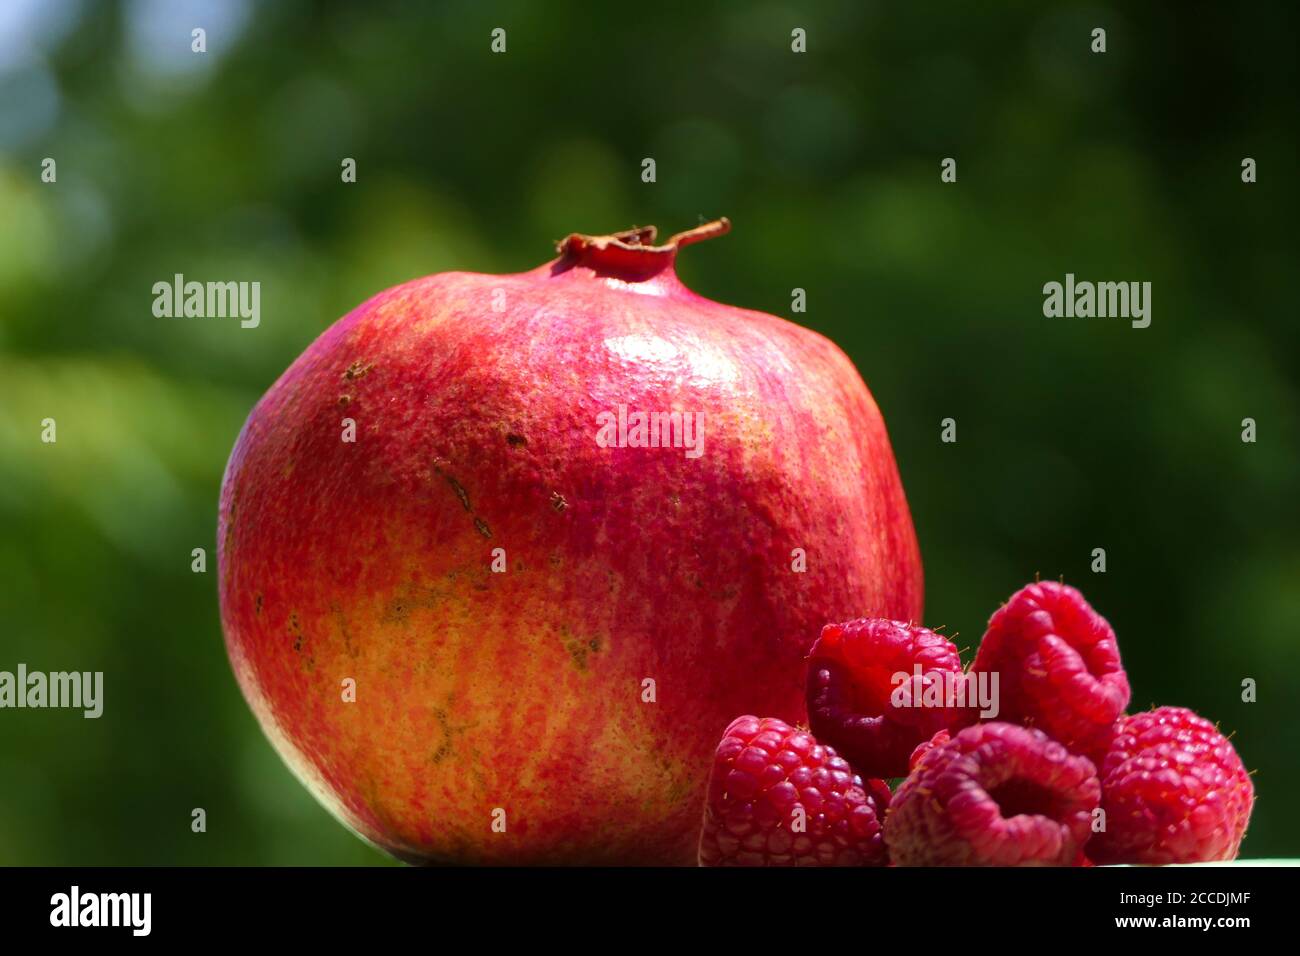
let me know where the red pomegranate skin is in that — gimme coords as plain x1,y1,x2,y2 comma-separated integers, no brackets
217,222,923,865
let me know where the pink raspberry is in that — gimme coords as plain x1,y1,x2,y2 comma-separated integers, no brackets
908,729,951,773
1089,706,1254,864
970,581,1129,761
698,715,890,866
807,619,971,778
885,722,1100,866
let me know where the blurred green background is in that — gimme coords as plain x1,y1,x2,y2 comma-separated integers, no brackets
0,1,1296,864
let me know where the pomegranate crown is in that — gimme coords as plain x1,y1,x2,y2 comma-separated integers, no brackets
552,217,730,281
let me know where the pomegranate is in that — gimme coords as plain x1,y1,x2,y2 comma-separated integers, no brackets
217,219,922,864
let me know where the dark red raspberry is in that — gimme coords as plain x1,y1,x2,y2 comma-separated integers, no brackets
698,715,890,866
807,619,971,778
1088,707,1254,864
970,581,1129,761
885,722,1100,866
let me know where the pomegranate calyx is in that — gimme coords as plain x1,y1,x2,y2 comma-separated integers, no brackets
553,217,730,282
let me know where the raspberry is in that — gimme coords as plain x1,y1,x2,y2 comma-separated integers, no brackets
698,715,890,866
908,729,951,773
1088,707,1254,864
970,581,1129,761
807,619,970,778
885,722,1100,866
